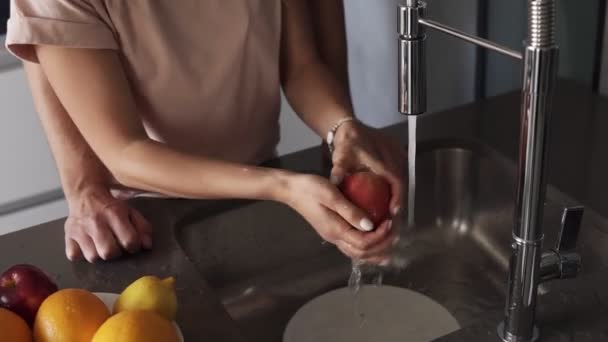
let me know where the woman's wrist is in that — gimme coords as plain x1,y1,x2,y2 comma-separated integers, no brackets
262,168,296,203
332,119,361,148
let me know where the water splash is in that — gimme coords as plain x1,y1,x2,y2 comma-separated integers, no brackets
348,260,366,327
348,260,385,328
348,259,363,293
408,116,417,227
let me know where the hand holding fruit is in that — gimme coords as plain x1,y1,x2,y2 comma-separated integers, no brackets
281,173,396,264
340,171,392,225
331,120,405,264
329,120,405,217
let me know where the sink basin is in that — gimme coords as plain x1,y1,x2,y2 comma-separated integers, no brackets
175,140,607,341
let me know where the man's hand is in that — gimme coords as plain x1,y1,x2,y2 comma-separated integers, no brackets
23,62,154,263
64,186,152,262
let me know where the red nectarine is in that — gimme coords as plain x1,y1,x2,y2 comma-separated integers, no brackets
340,171,392,226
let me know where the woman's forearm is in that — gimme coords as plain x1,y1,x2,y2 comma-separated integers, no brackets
32,46,290,202
113,139,288,201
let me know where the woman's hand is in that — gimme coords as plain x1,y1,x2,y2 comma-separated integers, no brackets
280,173,398,264
64,185,153,263
330,120,406,217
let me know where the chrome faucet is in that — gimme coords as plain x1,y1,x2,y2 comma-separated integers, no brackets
398,1,584,341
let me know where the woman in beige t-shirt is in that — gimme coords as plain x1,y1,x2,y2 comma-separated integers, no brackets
6,0,404,264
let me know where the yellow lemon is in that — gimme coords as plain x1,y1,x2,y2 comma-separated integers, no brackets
0,308,32,342
92,310,180,342
33,288,110,342
114,276,178,321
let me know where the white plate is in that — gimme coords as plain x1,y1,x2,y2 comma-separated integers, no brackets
284,286,460,342
94,292,185,342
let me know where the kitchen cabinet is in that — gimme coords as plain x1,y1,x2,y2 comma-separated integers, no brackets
0,66,67,235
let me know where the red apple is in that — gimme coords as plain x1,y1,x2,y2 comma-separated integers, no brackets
0,264,58,325
340,171,392,226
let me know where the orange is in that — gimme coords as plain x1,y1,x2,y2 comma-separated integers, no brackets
0,308,32,342
92,310,180,342
33,288,110,342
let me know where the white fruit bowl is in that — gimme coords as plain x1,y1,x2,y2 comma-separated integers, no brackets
94,292,185,342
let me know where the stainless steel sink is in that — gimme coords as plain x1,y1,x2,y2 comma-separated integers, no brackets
175,140,608,341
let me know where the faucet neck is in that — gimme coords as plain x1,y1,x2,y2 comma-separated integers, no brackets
501,1,559,341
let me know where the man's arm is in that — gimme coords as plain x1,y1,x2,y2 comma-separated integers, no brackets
23,62,152,262
24,62,111,198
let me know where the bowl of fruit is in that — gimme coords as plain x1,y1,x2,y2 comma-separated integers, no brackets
0,264,183,342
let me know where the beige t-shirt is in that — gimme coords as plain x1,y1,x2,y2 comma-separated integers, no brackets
6,0,282,165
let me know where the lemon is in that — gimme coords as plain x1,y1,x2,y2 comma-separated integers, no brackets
114,276,178,321
92,310,179,342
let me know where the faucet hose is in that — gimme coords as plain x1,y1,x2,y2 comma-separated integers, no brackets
528,0,556,48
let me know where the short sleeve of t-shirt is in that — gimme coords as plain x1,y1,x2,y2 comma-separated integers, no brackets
6,0,118,63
